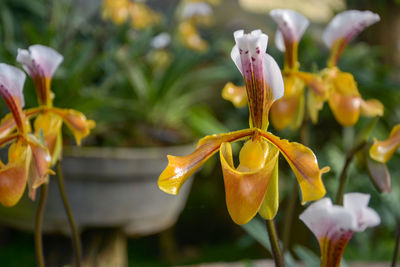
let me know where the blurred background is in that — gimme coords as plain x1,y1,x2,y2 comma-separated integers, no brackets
0,0,400,266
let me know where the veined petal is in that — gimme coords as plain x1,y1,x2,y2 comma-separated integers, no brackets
370,124,400,163
260,131,328,203
323,10,380,49
222,82,247,108
220,139,279,225
259,157,279,220
25,134,53,200
270,9,309,44
0,107,42,139
17,45,63,78
49,108,95,145
360,99,384,117
0,63,27,132
0,140,31,207
34,112,63,162
158,128,254,195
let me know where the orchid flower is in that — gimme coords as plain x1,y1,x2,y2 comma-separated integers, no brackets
300,193,380,267
370,124,400,163
0,45,95,168
158,30,328,225
222,9,328,130
320,10,383,126
0,64,53,205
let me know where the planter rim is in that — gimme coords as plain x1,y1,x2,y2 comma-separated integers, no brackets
63,143,196,160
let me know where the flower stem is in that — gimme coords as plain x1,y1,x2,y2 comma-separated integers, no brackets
392,222,400,267
35,183,48,267
265,219,284,267
56,160,82,267
336,140,367,205
282,112,309,252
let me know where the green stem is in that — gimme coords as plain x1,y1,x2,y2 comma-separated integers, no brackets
282,110,309,252
265,219,284,267
336,141,367,205
392,222,400,267
56,160,82,267
35,183,48,267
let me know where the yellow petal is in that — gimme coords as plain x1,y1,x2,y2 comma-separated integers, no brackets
34,112,63,163
259,158,279,220
260,131,328,203
222,82,247,108
370,124,400,163
220,140,279,225
128,2,161,30
50,108,95,146
0,107,42,139
328,92,361,126
293,71,329,100
158,128,254,195
0,140,31,207
360,99,384,117
26,135,53,200
307,88,324,124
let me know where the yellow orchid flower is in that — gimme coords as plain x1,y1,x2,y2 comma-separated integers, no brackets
320,10,383,126
102,0,131,25
222,9,329,131
0,64,53,205
300,193,380,267
159,30,328,225
10,45,95,165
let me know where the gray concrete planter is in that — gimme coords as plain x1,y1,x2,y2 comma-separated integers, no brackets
0,144,194,236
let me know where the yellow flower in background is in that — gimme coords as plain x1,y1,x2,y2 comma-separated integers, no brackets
102,0,161,29
321,10,383,126
178,0,216,51
102,0,130,25
0,64,53,205
159,30,328,225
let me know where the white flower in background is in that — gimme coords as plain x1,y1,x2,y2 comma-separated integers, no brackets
151,32,171,49
299,193,380,267
323,10,380,67
270,9,309,52
181,2,213,20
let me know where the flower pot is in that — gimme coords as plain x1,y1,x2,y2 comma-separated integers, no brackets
0,144,194,236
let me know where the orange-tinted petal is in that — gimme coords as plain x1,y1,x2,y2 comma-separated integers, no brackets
270,94,303,131
220,139,279,225
50,108,95,145
0,107,42,139
158,128,254,195
260,131,328,203
360,99,384,117
328,92,361,126
34,112,63,163
370,124,400,163
259,156,279,220
0,140,31,207
25,135,53,200
307,88,324,124
222,82,247,108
